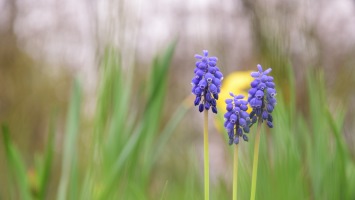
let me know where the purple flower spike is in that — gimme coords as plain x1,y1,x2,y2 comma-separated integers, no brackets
223,92,250,145
248,64,277,128
191,50,223,114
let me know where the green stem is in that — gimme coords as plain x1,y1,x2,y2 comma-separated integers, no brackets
233,144,239,200
204,110,209,200
250,119,262,200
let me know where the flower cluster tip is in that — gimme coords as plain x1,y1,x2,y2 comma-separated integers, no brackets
191,50,223,114
224,93,251,145
248,64,276,128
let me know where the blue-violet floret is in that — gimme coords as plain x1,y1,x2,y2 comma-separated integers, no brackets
191,50,223,114
224,93,251,145
248,64,276,128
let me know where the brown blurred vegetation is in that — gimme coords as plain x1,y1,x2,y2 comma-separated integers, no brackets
0,0,72,195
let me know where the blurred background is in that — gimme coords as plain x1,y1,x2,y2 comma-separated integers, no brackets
1,0,355,199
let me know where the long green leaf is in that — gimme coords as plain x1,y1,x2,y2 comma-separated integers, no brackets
98,41,177,199
38,111,56,200
2,125,31,200
149,97,191,170
57,79,81,200
141,41,177,170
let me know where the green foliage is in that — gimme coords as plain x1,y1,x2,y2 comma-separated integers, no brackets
2,44,354,200
37,113,56,200
57,79,82,200
235,66,355,200
94,41,180,199
2,125,31,200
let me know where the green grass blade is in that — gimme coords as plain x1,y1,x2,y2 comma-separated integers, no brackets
69,157,79,200
141,41,176,171
150,97,191,168
79,172,94,200
98,123,143,199
325,107,348,199
98,41,177,199
105,58,133,160
38,112,56,200
57,79,82,200
159,181,169,200
2,125,31,200
146,40,177,110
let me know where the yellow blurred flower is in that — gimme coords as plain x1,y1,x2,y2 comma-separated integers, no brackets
215,71,253,132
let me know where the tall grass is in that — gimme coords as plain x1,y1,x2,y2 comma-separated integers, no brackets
236,66,355,200
2,46,355,200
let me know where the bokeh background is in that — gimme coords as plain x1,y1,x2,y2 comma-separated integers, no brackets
1,0,355,199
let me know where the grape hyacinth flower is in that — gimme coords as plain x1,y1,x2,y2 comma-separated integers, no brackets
191,50,223,114
248,64,277,200
224,92,251,200
191,50,223,200
223,93,250,145
248,64,276,128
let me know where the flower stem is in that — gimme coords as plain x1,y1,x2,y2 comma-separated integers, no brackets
233,144,239,200
203,110,209,200
250,119,262,200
